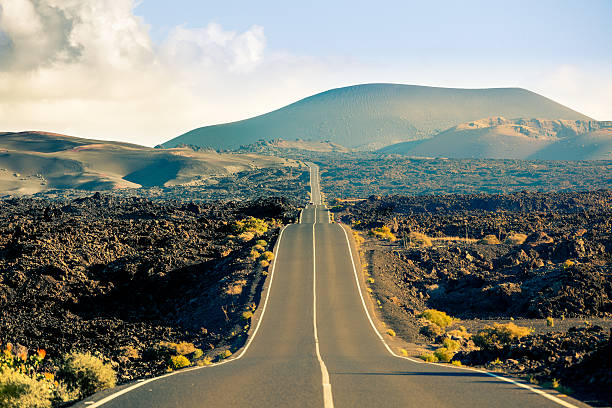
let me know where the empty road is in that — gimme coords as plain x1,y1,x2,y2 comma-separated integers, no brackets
78,164,587,407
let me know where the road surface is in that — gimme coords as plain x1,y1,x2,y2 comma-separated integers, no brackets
78,164,587,407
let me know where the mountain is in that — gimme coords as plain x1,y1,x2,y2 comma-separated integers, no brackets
379,118,612,160
162,83,591,150
0,131,297,195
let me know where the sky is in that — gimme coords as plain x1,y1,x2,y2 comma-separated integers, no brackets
0,0,611,146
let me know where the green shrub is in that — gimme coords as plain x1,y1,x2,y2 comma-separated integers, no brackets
242,311,253,320
546,317,554,327
418,309,454,329
260,251,274,261
419,323,444,339
252,244,265,252
434,347,454,363
451,360,463,367
473,323,533,350
370,226,397,242
418,353,438,363
398,348,408,356
220,350,232,359
386,329,396,337
443,338,460,352
0,367,52,408
58,352,116,399
192,349,204,360
233,217,268,237
255,239,267,247
169,355,190,370
158,342,197,356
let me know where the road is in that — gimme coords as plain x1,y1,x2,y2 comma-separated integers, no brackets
78,164,587,407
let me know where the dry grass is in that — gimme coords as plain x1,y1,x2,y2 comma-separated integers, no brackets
479,234,501,245
505,233,527,245
408,232,432,247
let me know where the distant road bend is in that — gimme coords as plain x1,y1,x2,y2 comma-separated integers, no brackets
77,164,588,408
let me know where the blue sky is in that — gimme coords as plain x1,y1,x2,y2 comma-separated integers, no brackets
0,0,610,145
137,0,611,63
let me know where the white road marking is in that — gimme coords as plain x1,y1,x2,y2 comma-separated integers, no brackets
312,207,335,408
338,224,581,408
82,226,289,407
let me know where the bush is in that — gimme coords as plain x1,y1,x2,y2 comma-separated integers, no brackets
505,233,527,245
220,350,232,359
546,317,554,327
386,329,396,337
259,260,270,268
418,353,438,363
353,232,365,247
169,355,190,370
408,232,432,247
158,342,197,356
398,348,408,357
58,352,116,399
242,311,253,320
233,217,268,237
479,235,501,245
419,309,454,329
434,347,454,363
473,323,533,350
370,226,397,242
260,251,274,261
252,244,265,252
442,338,460,352
255,239,267,247
451,360,463,366
419,323,444,339
0,367,52,408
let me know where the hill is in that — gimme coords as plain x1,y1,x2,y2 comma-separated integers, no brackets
0,132,297,195
163,84,591,150
380,118,612,160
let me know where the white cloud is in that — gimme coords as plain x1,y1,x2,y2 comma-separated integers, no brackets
0,0,610,147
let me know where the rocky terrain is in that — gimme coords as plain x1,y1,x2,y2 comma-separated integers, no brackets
0,194,300,384
316,153,612,197
333,190,612,404
31,166,309,203
380,117,612,160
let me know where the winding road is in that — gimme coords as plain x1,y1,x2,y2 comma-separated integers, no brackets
77,164,588,407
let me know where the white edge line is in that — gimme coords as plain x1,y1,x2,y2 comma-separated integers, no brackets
85,225,289,408
338,224,581,408
312,211,335,408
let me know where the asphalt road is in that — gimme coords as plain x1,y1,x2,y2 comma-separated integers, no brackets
78,164,588,408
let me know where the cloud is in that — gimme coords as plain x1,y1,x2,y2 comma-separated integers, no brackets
0,0,81,70
0,0,610,147
160,23,265,73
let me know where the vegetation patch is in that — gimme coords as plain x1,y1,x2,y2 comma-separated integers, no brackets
472,323,533,350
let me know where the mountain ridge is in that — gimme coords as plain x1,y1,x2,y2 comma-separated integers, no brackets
380,117,612,160
162,83,591,150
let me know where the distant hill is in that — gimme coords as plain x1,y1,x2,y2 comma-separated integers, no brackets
0,132,297,195
236,138,350,154
163,83,591,150
380,118,612,160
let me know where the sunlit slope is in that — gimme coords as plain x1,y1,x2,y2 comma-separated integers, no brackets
0,132,295,194
163,84,591,150
380,117,612,160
